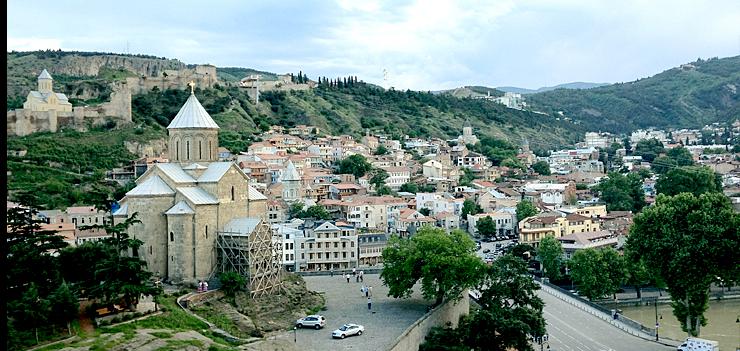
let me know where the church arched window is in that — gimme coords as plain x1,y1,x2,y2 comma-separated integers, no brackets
186,141,190,159
170,232,174,242
176,141,180,161
205,225,208,239
199,140,202,160
231,186,235,201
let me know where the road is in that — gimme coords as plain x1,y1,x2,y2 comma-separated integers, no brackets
538,290,675,351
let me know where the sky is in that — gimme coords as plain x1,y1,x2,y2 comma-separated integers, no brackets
7,0,740,91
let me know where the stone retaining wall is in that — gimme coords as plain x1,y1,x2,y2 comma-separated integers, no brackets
387,291,469,351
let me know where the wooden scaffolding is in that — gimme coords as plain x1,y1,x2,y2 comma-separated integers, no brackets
216,219,283,298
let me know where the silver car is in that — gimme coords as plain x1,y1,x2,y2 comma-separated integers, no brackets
295,315,326,329
331,323,365,339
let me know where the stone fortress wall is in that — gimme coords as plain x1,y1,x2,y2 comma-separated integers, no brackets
7,54,218,137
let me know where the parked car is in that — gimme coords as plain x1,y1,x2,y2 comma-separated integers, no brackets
332,323,364,339
482,248,491,253
296,315,326,329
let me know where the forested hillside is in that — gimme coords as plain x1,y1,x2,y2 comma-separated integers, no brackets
527,56,740,133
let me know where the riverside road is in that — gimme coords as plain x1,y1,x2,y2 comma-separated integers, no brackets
538,290,675,351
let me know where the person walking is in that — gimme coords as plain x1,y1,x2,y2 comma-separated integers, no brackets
352,267,356,276
367,297,372,310
330,268,334,277
361,285,366,297
203,281,209,292
364,285,369,297
359,270,364,282
368,286,373,297
346,274,350,283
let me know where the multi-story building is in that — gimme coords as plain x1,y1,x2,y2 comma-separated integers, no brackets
380,166,411,190
358,232,387,267
467,209,516,236
296,221,358,271
518,212,601,247
272,223,301,271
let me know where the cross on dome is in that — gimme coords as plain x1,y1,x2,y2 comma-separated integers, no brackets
188,80,195,94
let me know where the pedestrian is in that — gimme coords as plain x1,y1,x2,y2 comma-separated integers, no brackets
368,286,373,297
365,285,369,297
346,274,350,283
360,270,364,282
330,268,334,277
203,281,208,292
367,297,372,310
356,274,360,283
352,268,356,276
197,281,203,293
361,285,366,297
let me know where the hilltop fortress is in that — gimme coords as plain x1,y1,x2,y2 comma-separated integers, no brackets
7,53,217,137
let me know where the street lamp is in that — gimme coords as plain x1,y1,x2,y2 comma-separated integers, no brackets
653,299,662,341
293,326,297,343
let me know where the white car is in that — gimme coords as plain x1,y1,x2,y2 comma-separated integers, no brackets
295,315,326,329
331,323,365,339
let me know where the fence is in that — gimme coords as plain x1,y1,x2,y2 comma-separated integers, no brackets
534,277,665,341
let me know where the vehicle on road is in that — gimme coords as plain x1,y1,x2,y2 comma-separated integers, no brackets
332,323,364,339
676,337,719,351
296,315,326,329
482,248,491,253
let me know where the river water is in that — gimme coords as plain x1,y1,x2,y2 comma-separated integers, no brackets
617,299,740,350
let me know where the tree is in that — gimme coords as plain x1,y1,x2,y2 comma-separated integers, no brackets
458,167,476,186
569,248,624,300
622,138,632,155
87,213,161,309
476,216,497,239
626,192,739,337
297,205,331,220
666,146,694,166
399,182,419,193
374,145,389,155
419,208,432,216
633,138,665,163
461,199,482,220
531,161,551,176
288,202,305,219
369,168,389,189
655,166,722,197
338,154,373,178
515,200,538,223
218,271,246,297
594,172,645,212
48,282,79,335
420,255,546,351
376,185,393,196
10,283,51,344
652,155,677,174
507,243,536,262
623,249,654,300
381,227,484,305
537,236,563,281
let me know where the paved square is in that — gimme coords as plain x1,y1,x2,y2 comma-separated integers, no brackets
292,273,429,351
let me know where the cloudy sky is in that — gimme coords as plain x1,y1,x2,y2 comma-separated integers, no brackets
8,0,740,90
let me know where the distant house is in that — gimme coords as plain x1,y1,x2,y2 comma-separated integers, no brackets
557,230,619,259
218,147,232,160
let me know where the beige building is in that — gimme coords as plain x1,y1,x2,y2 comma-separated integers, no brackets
518,212,601,247
23,69,72,113
113,89,267,284
296,221,358,271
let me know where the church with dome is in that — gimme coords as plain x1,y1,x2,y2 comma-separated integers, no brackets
113,86,268,284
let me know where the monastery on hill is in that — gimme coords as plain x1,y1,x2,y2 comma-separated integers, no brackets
113,85,267,284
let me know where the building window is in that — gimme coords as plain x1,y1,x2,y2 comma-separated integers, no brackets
350,242,354,247
177,141,180,160
186,141,190,159
231,186,235,201
343,252,347,258
170,232,174,241
285,243,289,250
301,243,305,249
318,253,322,259
205,225,208,239
301,253,305,259
334,252,338,258
81,218,85,224
149,246,152,255
351,252,354,258
286,234,290,239
334,242,338,248
199,140,202,159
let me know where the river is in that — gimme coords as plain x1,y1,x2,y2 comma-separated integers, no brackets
616,299,740,350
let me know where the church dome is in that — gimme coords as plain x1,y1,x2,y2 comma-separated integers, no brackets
167,93,220,130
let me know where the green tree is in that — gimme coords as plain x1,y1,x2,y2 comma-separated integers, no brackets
48,281,79,336
419,255,546,351
300,205,331,220
218,271,247,297
461,199,482,220
569,248,624,300
633,138,665,163
623,249,654,299
376,185,393,196
626,192,739,337
11,283,51,345
622,138,632,155
338,154,373,178
476,216,497,239
666,146,694,166
88,213,161,309
515,200,539,223
381,227,484,305
537,236,563,281
652,155,677,174
288,202,305,218
374,145,389,155
464,255,546,351
594,172,645,212
369,168,389,189
655,166,722,197
399,182,419,193
459,167,476,186
508,243,536,262
531,161,551,176
419,208,432,216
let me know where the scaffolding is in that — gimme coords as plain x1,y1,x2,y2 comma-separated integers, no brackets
216,219,283,298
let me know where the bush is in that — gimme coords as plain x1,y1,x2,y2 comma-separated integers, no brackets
218,272,246,297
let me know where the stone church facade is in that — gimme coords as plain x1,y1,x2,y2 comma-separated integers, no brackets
113,88,266,284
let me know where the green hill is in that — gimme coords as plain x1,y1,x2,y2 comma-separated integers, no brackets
526,56,740,133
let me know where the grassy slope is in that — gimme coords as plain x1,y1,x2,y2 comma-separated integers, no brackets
526,56,740,133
